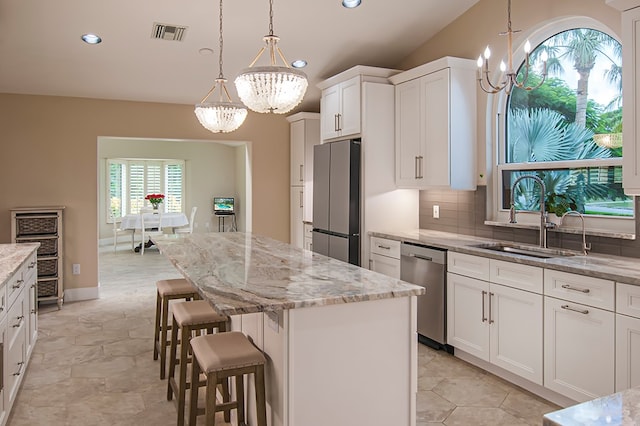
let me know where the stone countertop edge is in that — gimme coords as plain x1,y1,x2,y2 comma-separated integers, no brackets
0,243,40,286
370,229,640,286
542,385,640,425
155,233,425,317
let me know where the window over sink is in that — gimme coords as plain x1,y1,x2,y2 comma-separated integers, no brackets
490,17,634,234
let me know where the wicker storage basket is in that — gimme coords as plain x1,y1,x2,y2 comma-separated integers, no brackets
37,258,58,277
16,216,58,236
17,237,57,256
37,279,57,297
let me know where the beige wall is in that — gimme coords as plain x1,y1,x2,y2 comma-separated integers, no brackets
0,93,289,293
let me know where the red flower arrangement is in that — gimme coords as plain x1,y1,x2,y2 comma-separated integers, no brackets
145,193,165,207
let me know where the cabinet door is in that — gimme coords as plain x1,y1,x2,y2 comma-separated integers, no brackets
303,118,320,222
338,75,361,138
370,253,400,279
321,85,341,140
290,120,305,186
616,313,640,391
489,284,543,385
544,296,614,402
0,316,6,426
27,279,37,358
290,187,304,249
395,79,422,187
622,7,640,194
446,273,490,361
421,68,450,187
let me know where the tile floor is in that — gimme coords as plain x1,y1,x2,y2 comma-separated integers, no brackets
7,243,560,425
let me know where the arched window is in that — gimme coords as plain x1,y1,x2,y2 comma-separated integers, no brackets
494,20,632,233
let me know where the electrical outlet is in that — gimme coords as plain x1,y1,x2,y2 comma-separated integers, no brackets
72,264,81,275
433,205,440,219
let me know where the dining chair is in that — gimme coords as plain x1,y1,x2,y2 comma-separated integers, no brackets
112,214,135,252
175,206,198,234
140,210,163,255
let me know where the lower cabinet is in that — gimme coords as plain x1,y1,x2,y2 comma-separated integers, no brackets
369,237,400,279
544,296,615,402
290,187,304,249
616,313,640,391
447,272,543,384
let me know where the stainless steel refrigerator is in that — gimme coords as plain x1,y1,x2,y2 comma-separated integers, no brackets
312,139,360,265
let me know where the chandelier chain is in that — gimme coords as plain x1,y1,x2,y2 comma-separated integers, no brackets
218,0,224,79
507,0,512,32
268,0,274,36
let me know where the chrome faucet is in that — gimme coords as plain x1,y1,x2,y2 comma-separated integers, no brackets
509,175,553,248
560,210,591,255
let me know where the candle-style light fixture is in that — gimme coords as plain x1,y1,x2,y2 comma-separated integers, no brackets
194,0,248,133
234,0,308,114
477,0,548,95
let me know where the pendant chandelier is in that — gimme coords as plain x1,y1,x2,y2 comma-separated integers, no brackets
194,0,248,133
234,0,308,114
477,0,548,95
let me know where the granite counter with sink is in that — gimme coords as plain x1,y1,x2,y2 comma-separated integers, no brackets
370,229,640,285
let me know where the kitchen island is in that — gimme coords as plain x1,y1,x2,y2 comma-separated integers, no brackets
154,232,424,426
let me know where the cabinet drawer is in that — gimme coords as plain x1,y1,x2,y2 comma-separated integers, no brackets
6,326,26,406
490,259,543,294
7,271,25,310
370,253,401,279
370,237,400,259
24,253,37,284
447,252,490,281
7,294,26,348
617,282,640,319
544,269,614,311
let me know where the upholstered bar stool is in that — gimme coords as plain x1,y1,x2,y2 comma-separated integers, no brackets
154,278,200,379
189,331,267,426
167,300,229,426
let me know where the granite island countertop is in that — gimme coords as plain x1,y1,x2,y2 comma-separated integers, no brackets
153,232,425,316
371,229,640,286
0,243,40,286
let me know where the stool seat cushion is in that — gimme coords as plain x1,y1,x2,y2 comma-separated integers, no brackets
172,300,227,326
191,331,266,374
156,278,197,297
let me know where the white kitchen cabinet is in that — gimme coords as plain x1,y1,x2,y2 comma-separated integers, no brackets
616,281,640,391
320,75,361,141
0,315,6,426
290,186,304,249
303,223,313,251
390,57,477,190
287,113,320,247
544,295,615,402
447,272,490,359
369,237,401,279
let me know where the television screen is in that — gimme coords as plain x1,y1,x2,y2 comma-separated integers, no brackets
213,197,234,212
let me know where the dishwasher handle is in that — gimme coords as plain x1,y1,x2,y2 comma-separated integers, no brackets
409,254,433,262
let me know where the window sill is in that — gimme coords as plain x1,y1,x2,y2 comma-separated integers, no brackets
484,220,636,241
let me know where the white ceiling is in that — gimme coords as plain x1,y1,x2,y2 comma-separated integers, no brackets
0,0,479,112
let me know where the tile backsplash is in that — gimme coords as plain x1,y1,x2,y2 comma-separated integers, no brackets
419,186,640,258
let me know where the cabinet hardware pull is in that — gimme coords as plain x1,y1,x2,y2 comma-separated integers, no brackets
561,304,589,315
299,191,304,209
481,290,487,322
13,315,24,327
31,309,36,314
13,362,24,377
417,156,424,179
12,282,22,289
561,284,590,294
488,292,495,324
414,156,419,179
0,307,3,313
334,114,339,132
28,261,36,268
299,164,304,182
337,113,342,131
377,245,391,250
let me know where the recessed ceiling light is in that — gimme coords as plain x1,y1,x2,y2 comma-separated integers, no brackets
81,33,102,44
342,0,361,8
291,59,307,69
199,48,214,55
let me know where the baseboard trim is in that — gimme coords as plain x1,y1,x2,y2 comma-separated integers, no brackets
64,284,100,302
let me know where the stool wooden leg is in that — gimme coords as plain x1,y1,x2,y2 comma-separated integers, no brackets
176,324,191,426
153,291,161,360
189,353,200,426
160,296,171,379
206,372,219,425
167,316,179,401
221,378,231,423
255,365,267,426
236,374,245,426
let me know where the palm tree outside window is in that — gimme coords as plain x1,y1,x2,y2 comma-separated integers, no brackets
502,28,631,219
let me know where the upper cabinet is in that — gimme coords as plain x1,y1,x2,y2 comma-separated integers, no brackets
390,57,477,190
317,66,399,142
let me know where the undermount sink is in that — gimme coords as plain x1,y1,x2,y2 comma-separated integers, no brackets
470,243,580,259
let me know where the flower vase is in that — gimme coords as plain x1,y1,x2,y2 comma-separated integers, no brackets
152,204,159,211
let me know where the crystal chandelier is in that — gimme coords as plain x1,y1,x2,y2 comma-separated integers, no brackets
194,0,247,133
477,0,548,95
234,0,308,114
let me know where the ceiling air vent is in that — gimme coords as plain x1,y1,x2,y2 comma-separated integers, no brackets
151,22,188,41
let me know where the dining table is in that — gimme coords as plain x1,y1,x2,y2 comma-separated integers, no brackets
120,211,189,231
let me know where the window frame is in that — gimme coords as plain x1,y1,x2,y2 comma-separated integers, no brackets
487,16,635,236
106,158,186,222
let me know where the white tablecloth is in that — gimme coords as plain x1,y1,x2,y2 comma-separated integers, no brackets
121,212,188,230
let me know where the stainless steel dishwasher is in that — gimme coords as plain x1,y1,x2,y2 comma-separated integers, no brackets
400,242,448,349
